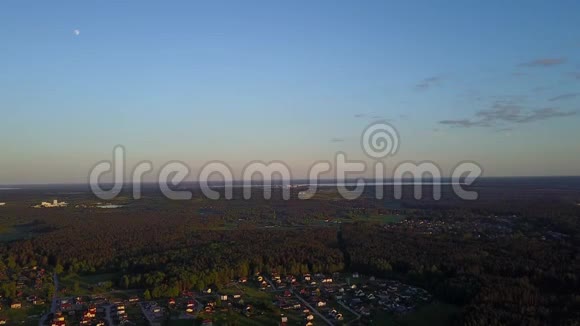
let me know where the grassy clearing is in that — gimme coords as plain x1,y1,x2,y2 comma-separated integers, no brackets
0,224,37,242
362,214,405,224
60,272,119,296
79,272,119,284
0,305,46,326
167,319,195,326
372,301,460,326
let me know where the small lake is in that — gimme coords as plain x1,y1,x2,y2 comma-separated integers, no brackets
97,204,125,209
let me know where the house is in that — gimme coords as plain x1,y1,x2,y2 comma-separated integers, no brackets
168,298,176,305
186,300,195,313
329,309,344,321
0,203,5,206
51,312,66,326
286,275,297,283
316,301,327,307
281,315,288,323
34,200,68,208
220,295,228,301
10,302,22,309
83,307,96,319
306,314,314,321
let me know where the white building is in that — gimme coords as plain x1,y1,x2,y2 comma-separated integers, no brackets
0,203,5,206
33,200,68,208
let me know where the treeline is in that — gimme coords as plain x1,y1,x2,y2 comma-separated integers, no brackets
2,194,580,325
339,221,580,325
1,211,344,298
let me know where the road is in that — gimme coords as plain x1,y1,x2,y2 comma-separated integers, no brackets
263,275,334,325
290,289,334,326
194,298,203,315
262,276,277,291
104,305,115,326
337,300,361,324
38,273,59,326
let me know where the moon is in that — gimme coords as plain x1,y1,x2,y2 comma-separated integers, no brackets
73,29,80,36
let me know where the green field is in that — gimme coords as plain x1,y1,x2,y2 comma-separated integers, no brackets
372,302,460,326
0,305,46,326
0,224,37,242
365,214,405,224
167,319,195,326
60,272,120,296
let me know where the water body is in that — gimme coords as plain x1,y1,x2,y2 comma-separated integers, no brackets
97,204,124,209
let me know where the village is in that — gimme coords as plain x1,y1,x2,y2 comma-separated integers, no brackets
0,266,433,326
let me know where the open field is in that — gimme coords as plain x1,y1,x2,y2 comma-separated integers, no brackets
372,301,460,325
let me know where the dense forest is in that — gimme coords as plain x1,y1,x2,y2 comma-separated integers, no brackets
1,184,580,325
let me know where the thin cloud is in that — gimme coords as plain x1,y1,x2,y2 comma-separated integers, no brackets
548,93,580,102
415,76,441,90
439,119,484,128
531,86,548,93
516,108,576,123
489,94,527,104
476,103,524,123
439,103,576,128
519,57,567,67
354,114,365,118
330,137,345,143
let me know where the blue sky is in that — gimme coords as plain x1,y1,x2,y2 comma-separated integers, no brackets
1,1,579,183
